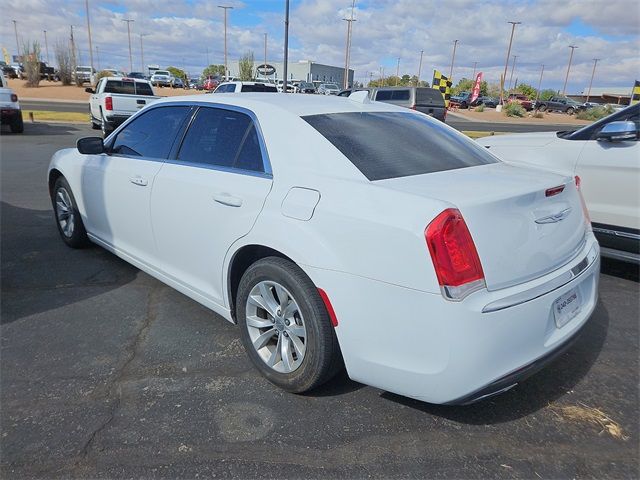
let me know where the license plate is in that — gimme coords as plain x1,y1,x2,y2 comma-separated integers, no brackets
553,288,582,328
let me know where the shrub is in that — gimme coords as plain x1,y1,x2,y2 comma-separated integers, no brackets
474,104,485,112
576,105,614,121
22,41,41,87
95,70,112,83
532,111,544,119
504,101,526,117
55,41,75,85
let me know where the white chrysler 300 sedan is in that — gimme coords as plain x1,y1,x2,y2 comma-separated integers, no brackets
48,93,600,404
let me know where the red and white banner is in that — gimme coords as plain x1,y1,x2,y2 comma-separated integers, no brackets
470,72,483,103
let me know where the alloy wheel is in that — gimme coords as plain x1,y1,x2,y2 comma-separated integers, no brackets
55,187,75,238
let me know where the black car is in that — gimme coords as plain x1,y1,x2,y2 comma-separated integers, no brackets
474,96,499,108
171,77,186,89
127,72,147,80
451,92,473,108
298,82,316,94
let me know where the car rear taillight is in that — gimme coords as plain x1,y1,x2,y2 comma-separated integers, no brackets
575,175,592,230
545,185,565,197
105,96,113,111
11,93,18,102
425,208,486,301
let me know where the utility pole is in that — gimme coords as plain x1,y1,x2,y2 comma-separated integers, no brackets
218,5,233,80
12,20,20,59
283,0,290,92
449,39,458,80
206,46,210,66
380,66,384,85
95,45,100,70
369,71,373,86
535,64,545,104
507,54,517,92
562,45,578,96
342,0,356,89
43,30,50,64
501,21,521,104
122,19,135,73
70,25,77,65
263,33,268,80
140,33,149,73
585,58,599,103
472,61,478,79
417,49,424,86
85,0,95,77
395,57,400,85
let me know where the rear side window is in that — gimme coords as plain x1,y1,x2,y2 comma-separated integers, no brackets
303,112,498,181
105,80,135,94
177,107,264,172
375,90,392,101
240,84,277,92
375,89,410,101
135,82,154,96
111,106,191,159
416,88,445,106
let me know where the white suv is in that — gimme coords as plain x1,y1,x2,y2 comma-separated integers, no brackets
0,72,23,133
214,81,278,93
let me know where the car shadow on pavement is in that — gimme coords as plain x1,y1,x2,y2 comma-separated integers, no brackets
601,257,639,282
0,122,84,136
380,299,610,424
0,202,138,324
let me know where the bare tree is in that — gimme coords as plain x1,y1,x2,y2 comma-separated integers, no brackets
238,52,254,81
22,41,41,87
55,41,75,85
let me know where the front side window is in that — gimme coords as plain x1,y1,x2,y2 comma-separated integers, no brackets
177,107,264,173
303,112,498,181
110,106,191,159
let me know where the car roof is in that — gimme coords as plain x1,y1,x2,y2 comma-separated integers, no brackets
152,92,406,117
102,76,151,83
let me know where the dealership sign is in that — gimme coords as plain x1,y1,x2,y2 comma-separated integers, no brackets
256,64,276,76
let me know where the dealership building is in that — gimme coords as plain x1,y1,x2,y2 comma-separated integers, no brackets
226,59,354,86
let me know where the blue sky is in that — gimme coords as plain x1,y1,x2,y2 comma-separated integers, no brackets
2,0,639,92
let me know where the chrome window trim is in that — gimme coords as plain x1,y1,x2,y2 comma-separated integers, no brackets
482,243,598,313
592,226,640,241
103,100,273,178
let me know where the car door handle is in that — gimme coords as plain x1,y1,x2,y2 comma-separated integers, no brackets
129,176,148,186
213,193,243,207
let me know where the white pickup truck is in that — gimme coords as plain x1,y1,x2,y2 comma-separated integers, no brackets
86,76,160,136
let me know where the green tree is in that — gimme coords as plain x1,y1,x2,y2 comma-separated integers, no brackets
451,77,474,95
201,64,225,80
539,88,557,101
166,66,187,81
238,52,254,81
516,83,537,100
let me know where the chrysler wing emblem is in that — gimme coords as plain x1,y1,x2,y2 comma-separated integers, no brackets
535,207,572,224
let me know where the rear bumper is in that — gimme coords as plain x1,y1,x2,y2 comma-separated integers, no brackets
103,114,130,128
1,108,21,124
304,233,600,404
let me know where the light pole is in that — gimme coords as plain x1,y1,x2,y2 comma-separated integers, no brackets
562,45,578,96
283,0,290,92
12,20,20,59
85,0,95,77
218,5,233,80
501,21,521,103
70,25,77,65
417,49,424,86
380,66,384,85
140,33,150,73
122,19,135,73
95,45,100,70
535,64,545,104
395,57,400,85
263,33,268,80
449,39,458,80
43,30,50,64
507,54,517,92
472,61,477,79
586,58,599,103
342,0,356,89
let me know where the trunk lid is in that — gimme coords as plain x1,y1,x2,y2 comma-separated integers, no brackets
377,163,587,290
0,88,15,106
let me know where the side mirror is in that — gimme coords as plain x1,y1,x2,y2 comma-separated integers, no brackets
596,121,638,142
77,137,105,155
85,87,95,94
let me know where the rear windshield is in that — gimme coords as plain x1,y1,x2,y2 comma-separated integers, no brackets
416,88,445,106
376,89,410,101
240,84,278,92
105,80,154,96
303,112,498,181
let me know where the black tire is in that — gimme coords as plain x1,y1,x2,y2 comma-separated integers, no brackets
236,257,342,393
461,101,468,109
538,104,547,112
566,107,575,115
52,176,89,248
91,117,101,130
10,114,24,133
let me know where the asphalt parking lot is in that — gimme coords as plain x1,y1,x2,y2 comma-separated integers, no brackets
1,123,639,478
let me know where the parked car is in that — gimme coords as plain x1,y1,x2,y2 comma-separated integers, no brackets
337,88,371,97
298,82,316,94
214,81,278,93
451,91,473,108
317,83,340,95
73,66,95,85
507,93,535,111
203,75,220,91
536,96,587,115
86,76,159,136
150,70,173,87
171,77,186,89
127,72,147,80
0,72,23,133
370,86,447,122
276,81,298,93
1,61,18,79
474,96,500,108
478,103,639,263
48,94,599,405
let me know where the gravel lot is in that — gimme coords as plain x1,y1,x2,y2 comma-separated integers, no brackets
1,123,638,478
